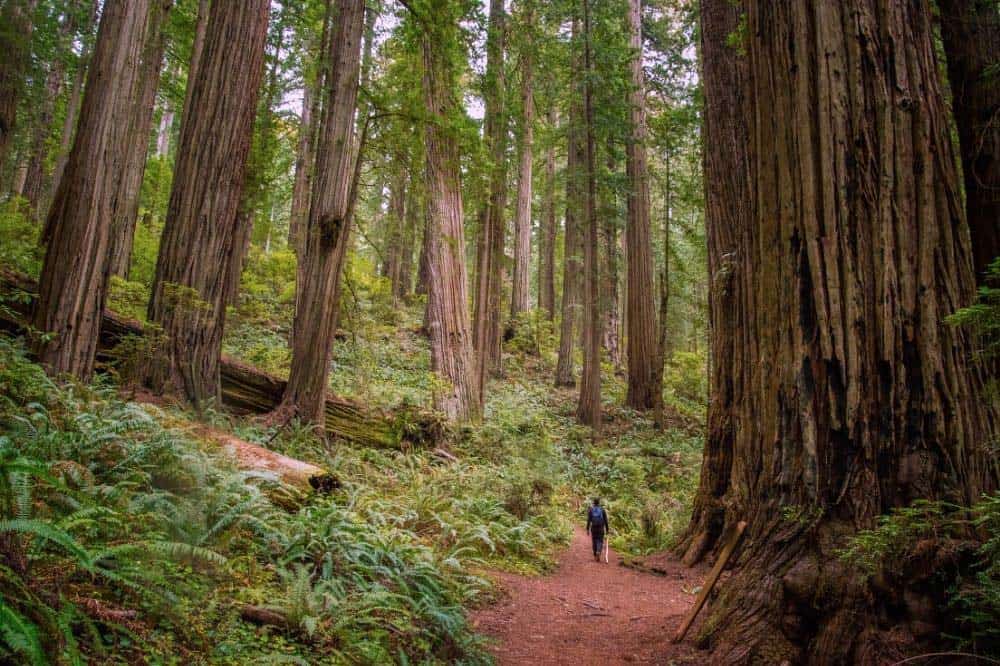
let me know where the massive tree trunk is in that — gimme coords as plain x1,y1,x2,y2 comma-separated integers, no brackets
555,71,585,388
676,0,748,567
0,0,38,176
686,1,1000,662
279,0,365,425
538,108,557,320
510,0,535,319
108,0,173,278
421,0,482,422
576,0,601,429
938,0,1000,279
147,0,270,407
624,0,661,411
32,0,154,380
472,0,508,391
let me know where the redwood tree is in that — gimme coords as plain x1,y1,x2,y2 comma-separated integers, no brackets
472,0,508,391
510,0,535,319
938,0,1000,279
624,0,661,411
685,0,999,662
32,0,155,379
538,107,558,319
0,0,38,175
419,0,481,422
576,0,601,429
147,0,270,406
280,0,365,424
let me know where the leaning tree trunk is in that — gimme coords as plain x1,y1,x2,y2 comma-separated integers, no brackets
538,107,557,320
510,0,535,319
279,0,365,425
420,1,482,422
689,1,1000,662
624,0,662,411
472,0,508,392
938,0,1000,279
21,1,81,217
576,0,601,430
147,0,270,407
32,0,154,380
108,0,173,278
675,0,749,567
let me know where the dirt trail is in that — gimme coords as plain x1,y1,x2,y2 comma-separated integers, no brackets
472,528,708,665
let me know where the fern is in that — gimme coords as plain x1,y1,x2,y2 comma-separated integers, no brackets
0,599,46,666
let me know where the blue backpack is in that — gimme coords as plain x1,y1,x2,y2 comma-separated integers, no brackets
589,506,605,528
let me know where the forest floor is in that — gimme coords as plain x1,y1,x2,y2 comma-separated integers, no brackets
472,527,708,665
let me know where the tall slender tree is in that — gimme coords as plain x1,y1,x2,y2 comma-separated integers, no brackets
938,0,1000,279
108,0,173,278
624,0,661,410
419,0,482,422
147,0,271,406
32,0,156,379
686,0,999,661
538,107,558,319
510,0,535,319
576,0,601,428
472,0,508,391
280,0,366,424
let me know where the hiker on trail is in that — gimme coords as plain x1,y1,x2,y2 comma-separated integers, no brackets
586,498,610,562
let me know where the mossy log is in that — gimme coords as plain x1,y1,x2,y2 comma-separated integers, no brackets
0,270,444,449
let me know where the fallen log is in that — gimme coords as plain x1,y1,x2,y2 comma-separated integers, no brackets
240,605,291,630
0,270,444,449
198,427,339,495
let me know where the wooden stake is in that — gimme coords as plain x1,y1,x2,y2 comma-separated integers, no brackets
672,520,747,644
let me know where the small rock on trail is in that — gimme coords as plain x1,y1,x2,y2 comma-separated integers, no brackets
472,528,708,665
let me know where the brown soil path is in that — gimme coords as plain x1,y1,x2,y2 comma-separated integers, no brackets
472,528,709,665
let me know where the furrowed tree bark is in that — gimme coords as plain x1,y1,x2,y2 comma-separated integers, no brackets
0,0,38,176
472,0,508,392
689,1,1000,662
601,145,621,371
32,0,154,380
675,0,747,567
538,107,557,320
555,19,585,388
576,0,601,430
510,0,535,319
147,0,270,407
421,0,482,422
280,0,365,425
108,0,173,279
938,0,1000,279
624,0,662,411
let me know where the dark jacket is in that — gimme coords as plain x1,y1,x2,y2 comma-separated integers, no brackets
586,506,610,535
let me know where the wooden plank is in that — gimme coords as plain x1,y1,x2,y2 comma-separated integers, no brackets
672,520,747,644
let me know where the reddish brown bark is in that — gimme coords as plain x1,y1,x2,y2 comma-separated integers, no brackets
510,0,535,319
687,0,999,662
32,0,155,380
421,0,481,422
576,0,601,429
280,0,365,425
938,0,1000,279
147,0,270,407
538,108,558,319
624,0,661,411
108,0,173,278
600,146,621,371
472,0,508,391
